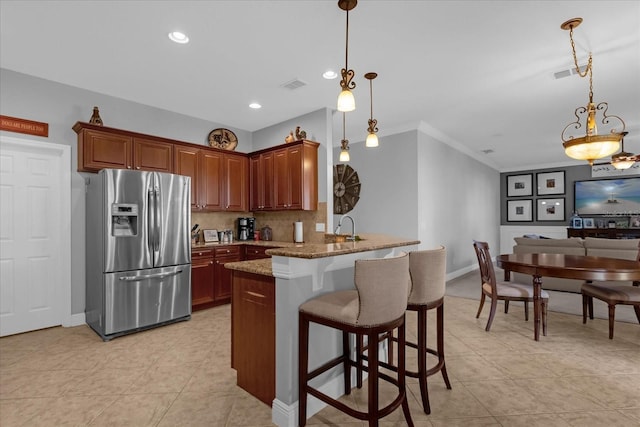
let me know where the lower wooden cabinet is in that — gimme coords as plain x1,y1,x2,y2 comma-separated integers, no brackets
191,245,241,311
231,270,275,406
243,245,276,260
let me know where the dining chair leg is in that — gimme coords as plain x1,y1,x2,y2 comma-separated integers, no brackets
542,299,548,336
475,294,485,319
504,300,509,314
582,294,588,324
523,301,529,321
588,297,594,320
607,304,616,339
485,298,498,331
634,305,640,323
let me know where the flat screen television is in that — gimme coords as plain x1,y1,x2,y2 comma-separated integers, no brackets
574,177,640,216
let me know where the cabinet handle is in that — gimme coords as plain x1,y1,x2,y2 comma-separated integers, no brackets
209,261,214,265
127,166,132,169
136,166,140,170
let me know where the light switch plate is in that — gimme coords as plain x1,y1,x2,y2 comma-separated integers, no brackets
315,223,325,232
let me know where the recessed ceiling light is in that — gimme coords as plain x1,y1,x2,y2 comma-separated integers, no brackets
323,70,338,79
168,31,189,44
249,102,262,109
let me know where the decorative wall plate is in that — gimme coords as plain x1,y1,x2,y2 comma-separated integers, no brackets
208,128,238,150
333,164,361,214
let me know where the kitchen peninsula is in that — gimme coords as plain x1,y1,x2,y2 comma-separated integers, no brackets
225,234,419,427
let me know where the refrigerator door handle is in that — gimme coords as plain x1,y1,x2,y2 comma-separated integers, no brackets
118,269,184,282
154,186,161,252
147,187,155,253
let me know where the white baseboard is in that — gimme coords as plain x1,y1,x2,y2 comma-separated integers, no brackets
65,312,86,327
272,374,345,427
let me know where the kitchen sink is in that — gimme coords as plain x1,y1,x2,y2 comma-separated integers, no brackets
324,234,364,243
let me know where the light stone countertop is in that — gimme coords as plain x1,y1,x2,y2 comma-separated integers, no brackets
264,233,419,259
224,234,420,277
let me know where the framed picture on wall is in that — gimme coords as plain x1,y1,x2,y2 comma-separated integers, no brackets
536,198,565,221
507,199,533,222
507,174,533,197
536,171,565,195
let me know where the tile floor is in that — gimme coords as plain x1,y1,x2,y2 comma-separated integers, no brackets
1,291,639,426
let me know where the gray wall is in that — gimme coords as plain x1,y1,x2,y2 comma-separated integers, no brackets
333,127,500,274
1,69,252,315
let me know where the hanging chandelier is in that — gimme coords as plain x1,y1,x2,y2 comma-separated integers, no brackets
560,17,627,166
364,72,379,147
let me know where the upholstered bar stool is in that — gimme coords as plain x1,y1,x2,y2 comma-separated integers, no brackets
298,253,414,427
358,247,451,415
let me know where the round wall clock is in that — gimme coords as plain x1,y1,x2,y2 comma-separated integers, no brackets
208,128,238,150
333,164,361,214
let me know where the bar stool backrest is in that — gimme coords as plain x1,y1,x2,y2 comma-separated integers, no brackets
354,252,410,326
408,247,446,305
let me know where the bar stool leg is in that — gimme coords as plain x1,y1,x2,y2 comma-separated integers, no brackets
398,321,414,426
437,304,452,390
298,313,309,427
417,309,430,414
367,330,380,427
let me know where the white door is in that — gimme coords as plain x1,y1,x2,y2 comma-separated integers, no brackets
0,136,71,336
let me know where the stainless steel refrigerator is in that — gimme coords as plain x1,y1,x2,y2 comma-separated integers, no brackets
85,169,191,340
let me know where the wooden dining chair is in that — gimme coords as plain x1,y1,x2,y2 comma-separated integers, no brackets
472,241,549,332
581,247,640,339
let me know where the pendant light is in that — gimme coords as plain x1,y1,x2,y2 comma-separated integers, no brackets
610,132,635,170
560,18,626,165
339,113,350,162
364,72,379,147
337,0,357,112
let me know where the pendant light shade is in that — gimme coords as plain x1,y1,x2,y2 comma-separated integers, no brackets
337,89,356,112
365,132,379,148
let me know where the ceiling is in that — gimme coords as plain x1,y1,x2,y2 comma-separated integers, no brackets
1,1,638,172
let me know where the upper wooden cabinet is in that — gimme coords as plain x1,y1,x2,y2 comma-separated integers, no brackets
73,123,172,173
174,144,247,212
249,151,275,211
274,141,318,210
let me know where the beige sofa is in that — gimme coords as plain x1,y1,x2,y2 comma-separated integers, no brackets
511,237,640,293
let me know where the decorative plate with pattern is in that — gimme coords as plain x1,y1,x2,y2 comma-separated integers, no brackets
208,128,238,150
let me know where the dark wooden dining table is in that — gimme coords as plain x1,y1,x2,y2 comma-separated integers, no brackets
496,253,640,341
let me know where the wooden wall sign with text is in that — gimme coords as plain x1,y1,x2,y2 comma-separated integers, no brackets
0,115,49,137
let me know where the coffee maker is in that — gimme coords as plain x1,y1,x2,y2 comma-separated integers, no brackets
237,217,255,241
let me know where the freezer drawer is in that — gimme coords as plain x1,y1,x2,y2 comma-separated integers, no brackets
103,265,191,336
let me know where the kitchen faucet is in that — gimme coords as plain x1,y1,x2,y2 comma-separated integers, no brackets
334,215,356,241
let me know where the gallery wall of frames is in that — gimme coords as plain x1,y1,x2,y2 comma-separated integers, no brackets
500,164,640,227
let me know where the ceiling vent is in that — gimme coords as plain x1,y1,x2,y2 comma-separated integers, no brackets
553,64,588,80
281,78,307,90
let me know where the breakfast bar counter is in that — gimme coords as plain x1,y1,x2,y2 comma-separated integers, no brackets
225,234,419,426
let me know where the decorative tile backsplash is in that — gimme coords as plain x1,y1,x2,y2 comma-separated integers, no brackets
192,202,327,244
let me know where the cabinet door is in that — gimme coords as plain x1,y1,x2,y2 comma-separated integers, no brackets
249,155,261,211
224,154,248,211
201,151,224,211
273,148,290,209
191,252,215,311
214,246,242,302
287,145,303,209
250,152,275,211
174,145,200,210
261,152,275,210
79,129,132,172
133,138,173,172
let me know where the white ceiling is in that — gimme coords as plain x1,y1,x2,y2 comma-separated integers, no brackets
1,1,638,171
